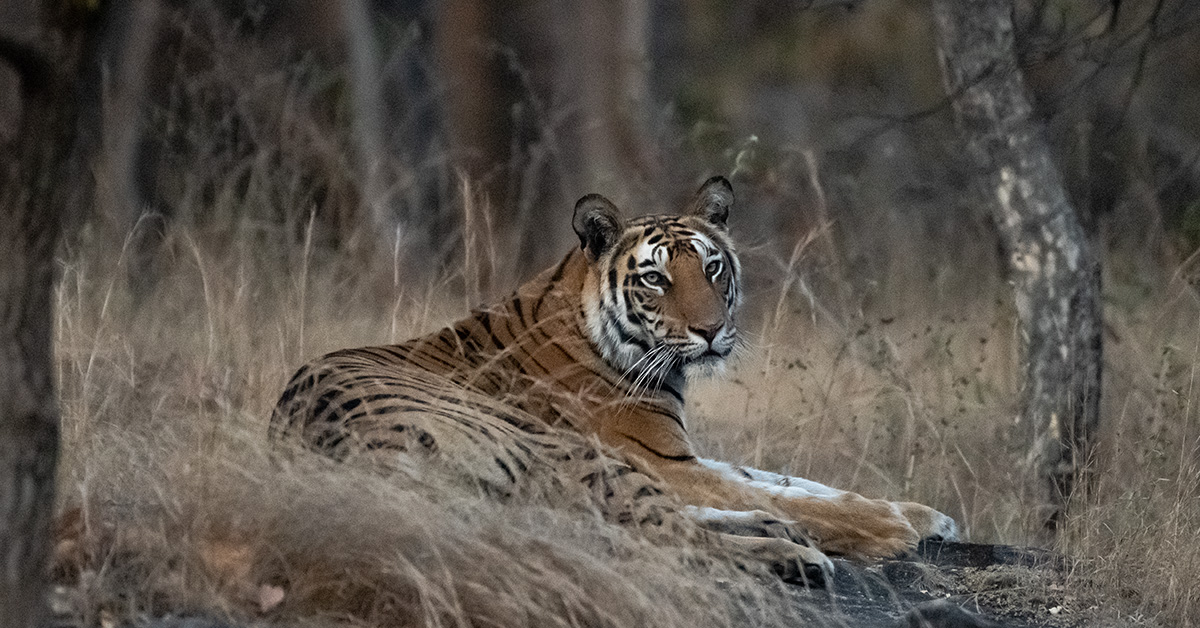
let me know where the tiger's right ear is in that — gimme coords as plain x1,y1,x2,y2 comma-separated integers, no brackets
572,194,624,261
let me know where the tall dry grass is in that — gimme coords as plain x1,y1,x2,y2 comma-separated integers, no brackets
53,185,1200,626
53,222,837,628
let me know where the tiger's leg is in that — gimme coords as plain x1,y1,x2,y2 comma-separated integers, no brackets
685,506,813,543
697,459,960,543
639,456,940,560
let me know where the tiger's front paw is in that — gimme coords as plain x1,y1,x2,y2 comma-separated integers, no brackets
787,493,920,560
898,502,960,541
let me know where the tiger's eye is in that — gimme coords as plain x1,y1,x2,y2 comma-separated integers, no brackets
641,271,668,288
706,260,722,277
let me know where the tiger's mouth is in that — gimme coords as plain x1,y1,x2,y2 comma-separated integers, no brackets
679,349,731,375
676,343,732,366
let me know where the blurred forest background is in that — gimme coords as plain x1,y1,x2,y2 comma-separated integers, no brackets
5,0,1200,626
51,0,1200,290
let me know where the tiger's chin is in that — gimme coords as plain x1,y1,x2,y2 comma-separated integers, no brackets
682,351,730,377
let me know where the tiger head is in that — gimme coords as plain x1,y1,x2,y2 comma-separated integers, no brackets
573,176,743,379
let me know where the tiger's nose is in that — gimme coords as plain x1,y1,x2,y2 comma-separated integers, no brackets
689,323,724,345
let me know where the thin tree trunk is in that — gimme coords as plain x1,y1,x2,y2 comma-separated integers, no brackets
339,0,395,243
0,2,89,624
932,0,1103,531
91,1,163,298
94,0,161,222
434,0,509,198
550,1,654,207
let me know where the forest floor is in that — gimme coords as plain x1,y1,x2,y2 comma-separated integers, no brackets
788,541,1119,628
44,538,1137,628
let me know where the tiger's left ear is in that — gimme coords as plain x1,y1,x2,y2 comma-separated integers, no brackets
690,176,733,227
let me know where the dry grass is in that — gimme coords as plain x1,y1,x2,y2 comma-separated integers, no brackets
50,201,1200,626
50,225,830,628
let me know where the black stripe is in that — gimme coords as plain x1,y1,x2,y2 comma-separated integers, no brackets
309,388,348,423
473,310,501,347
606,313,652,352
634,485,663,498
660,384,684,404
548,254,571,283
489,309,533,376
530,282,556,320
493,456,518,484
626,401,687,432
276,368,318,406
622,434,695,462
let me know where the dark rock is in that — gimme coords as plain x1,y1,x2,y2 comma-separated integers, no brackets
902,600,1004,628
916,540,1065,571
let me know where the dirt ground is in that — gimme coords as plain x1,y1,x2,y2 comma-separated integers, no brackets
778,540,1146,628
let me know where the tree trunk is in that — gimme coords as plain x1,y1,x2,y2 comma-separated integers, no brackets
931,0,1103,531
339,0,396,244
0,2,90,624
88,0,163,298
549,1,654,207
434,0,510,200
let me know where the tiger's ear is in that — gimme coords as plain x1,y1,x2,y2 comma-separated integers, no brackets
690,176,733,227
573,194,624,261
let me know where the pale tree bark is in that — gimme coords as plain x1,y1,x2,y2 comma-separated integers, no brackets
932,0,1103,531
0,1,90,625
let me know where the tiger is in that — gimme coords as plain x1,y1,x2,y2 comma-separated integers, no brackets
269,176,958,585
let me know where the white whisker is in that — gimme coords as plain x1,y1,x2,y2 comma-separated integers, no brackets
612,343,664,401
627,344,677,403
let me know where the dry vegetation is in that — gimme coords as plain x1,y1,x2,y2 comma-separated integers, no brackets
45,3,1200,626
50,182,1200,627
51,219,838,628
